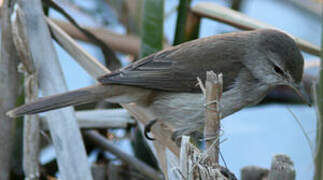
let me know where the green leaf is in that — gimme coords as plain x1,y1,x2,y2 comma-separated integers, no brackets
140,0,164,58
173,0,191,45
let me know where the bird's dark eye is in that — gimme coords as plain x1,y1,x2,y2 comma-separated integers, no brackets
274,65,284,75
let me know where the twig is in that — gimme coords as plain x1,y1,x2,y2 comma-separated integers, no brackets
197,77,206,96
17,0,93,179
286,107,314,155
191,2,321,56
83,130,164,180
11,5,40,179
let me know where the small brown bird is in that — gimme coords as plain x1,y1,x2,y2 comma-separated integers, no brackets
7,29,310,138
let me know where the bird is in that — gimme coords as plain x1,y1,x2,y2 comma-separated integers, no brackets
7,29,310,139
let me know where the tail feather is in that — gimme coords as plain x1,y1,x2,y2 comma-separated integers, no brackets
7,84,152,118
7,85,108,118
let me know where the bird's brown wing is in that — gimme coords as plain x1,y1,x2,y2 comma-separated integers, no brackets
98,34,247,93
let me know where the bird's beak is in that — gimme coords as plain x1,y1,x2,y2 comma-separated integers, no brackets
288,82,312,106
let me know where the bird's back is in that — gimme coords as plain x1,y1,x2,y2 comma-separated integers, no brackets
98,30,257,92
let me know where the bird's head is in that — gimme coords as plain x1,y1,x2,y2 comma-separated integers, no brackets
246,29,310,105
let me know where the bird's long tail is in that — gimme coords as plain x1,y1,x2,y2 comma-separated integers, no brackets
7,84,150,118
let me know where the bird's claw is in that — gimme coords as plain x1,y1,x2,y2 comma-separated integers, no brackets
144,119,158,141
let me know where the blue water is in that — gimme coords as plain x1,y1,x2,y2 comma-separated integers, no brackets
221,104,316,180
50,0,320,179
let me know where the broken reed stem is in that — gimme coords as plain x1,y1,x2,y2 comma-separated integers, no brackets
11,5,40,179
203,71,223,164
178,136,232,179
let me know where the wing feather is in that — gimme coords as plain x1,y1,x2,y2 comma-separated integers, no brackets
98,32,249,92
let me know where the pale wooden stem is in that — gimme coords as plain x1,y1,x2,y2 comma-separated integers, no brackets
204,71,223,164
0,0,20,179
51,19,141,56
285,0,321,17
179,136,190,179
40,109,135,130
17,1,93,179
47,18,109,77
191,2,321,56
83,130,164,180
268,154,295,180
11,5,40,179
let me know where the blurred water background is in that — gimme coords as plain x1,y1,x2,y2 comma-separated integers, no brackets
49,0,321,179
